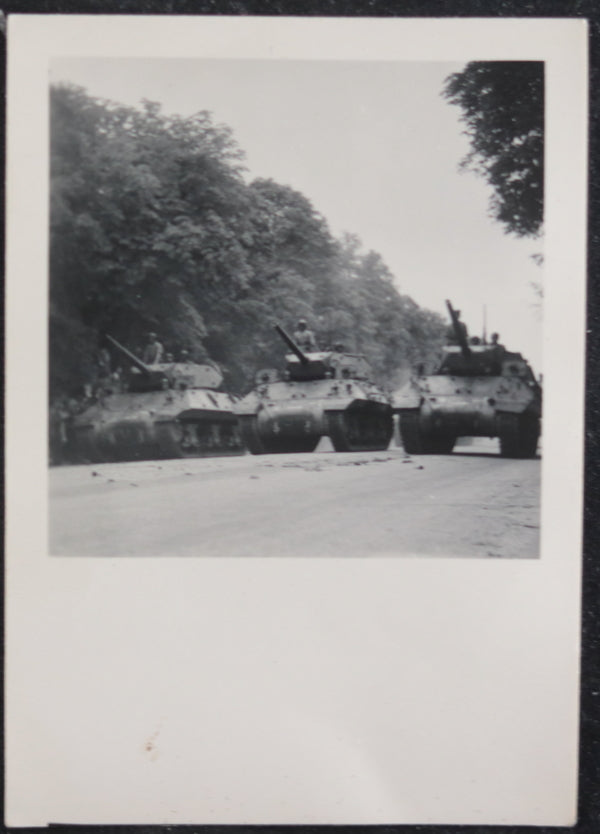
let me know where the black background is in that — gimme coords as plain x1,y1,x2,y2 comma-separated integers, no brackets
1,2,598,833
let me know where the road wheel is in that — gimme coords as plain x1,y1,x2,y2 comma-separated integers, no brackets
174,419,245,458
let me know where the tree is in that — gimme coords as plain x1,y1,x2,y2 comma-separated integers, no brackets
49,84,252,394
329,235,446,386
442,61,544,238
49,83,446,401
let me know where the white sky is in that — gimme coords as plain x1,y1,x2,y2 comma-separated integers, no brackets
50,57,543,372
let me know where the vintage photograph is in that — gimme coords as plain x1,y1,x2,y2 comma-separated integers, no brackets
5,15,586,828
48,57,544,558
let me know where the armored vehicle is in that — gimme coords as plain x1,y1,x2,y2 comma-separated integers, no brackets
393,301,541,458
236,325,393,454
71,336,243,463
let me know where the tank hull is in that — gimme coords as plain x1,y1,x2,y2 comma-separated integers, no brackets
412,396,498,436
241,402,326,454
71,390,244,463
237,380,393,455
394,374,541,458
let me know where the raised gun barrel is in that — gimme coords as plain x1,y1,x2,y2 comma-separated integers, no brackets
105,334,154,375
445,300,471,360
274,324,310,366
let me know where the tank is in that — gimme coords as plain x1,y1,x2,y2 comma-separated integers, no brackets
71,336,244,462
393,301,542,458
236,325,393,454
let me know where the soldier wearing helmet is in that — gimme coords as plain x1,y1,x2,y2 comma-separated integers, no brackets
293,319,318,352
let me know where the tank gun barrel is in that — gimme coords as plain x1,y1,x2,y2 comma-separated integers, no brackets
105,334,153,375
274,324,310,365
445,300,471,360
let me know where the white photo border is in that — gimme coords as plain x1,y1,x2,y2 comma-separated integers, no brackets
6,15,588,827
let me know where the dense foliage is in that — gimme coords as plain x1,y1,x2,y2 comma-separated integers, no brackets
50,83,445,399
443,61,544,238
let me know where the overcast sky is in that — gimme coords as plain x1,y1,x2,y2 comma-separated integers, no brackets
50,57,543,372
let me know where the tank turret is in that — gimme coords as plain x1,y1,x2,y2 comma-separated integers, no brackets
393,301,542,458
274,324,310,365
106,335,169,392
274,324,342,382
106,334,224,392
235,323,393,454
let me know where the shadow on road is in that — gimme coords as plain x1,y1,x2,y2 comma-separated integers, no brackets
448,451,542,460
442,451,501,459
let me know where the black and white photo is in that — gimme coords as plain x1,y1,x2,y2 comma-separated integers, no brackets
48,56,544,559
5,15,587,827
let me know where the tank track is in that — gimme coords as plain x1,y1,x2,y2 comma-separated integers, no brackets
399,412,456,455
175,418,244,457
327,405,393,452
71,425,160,463
497,412,540,459
240,405,392,455
238,416,320,455
73,418,244,463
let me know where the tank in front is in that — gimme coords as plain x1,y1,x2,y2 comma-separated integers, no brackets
393,300,542,458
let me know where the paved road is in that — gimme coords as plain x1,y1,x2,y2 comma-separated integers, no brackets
49,439,540,559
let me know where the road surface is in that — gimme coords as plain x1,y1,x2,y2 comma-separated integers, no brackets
49,438,541,559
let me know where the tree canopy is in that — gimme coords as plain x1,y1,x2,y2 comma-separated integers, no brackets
50,83,445,399
442,61,544,238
